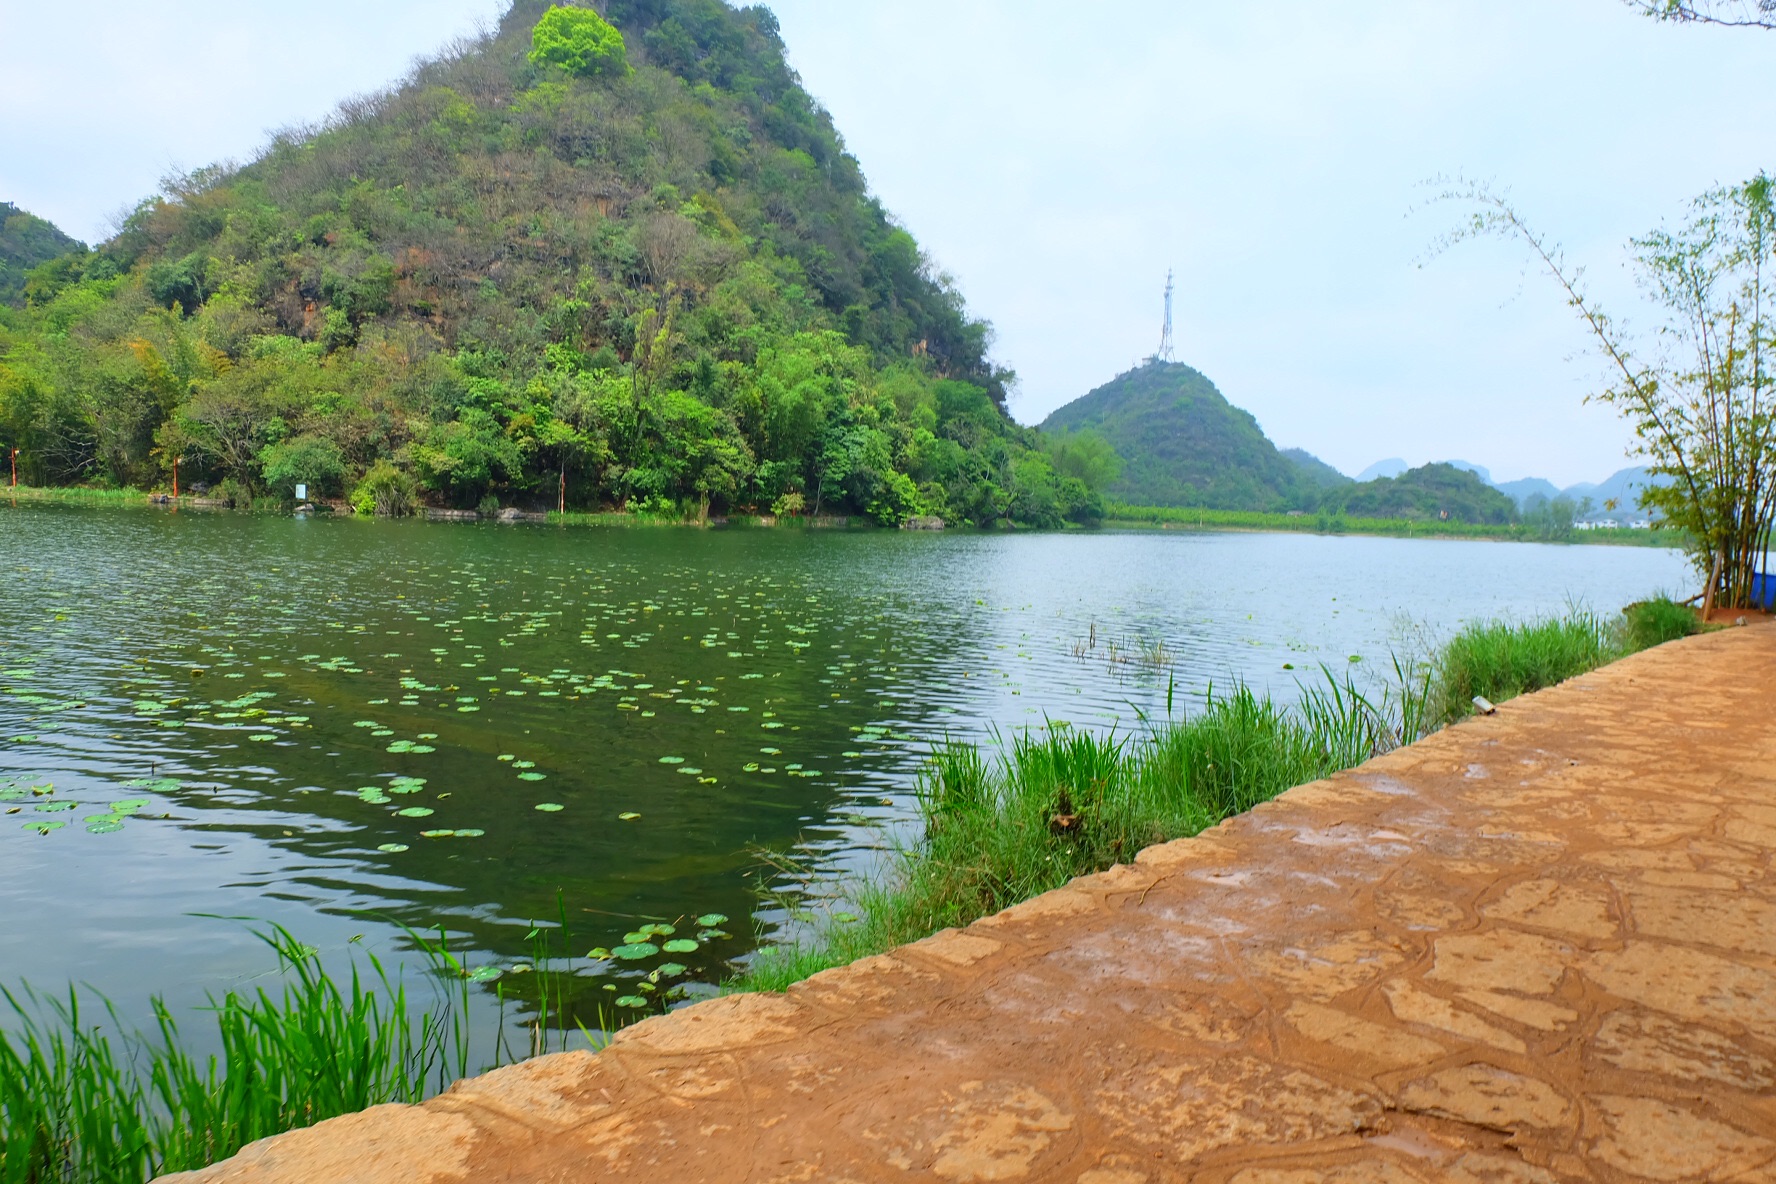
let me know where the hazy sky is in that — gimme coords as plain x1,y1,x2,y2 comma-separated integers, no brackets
4,1,1773,485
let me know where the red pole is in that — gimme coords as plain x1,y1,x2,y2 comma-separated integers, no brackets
173,457,180,499
558,464,566,515
9,449,15,488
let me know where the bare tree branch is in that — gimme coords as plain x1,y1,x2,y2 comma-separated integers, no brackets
1626,0,1776,29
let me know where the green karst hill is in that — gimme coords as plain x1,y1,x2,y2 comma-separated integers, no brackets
0,0,1107,527
1040,361,1315,511
0,203,81,308
1324,462,1518,525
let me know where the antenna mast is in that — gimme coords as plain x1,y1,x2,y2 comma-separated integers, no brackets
1154,269,1176,364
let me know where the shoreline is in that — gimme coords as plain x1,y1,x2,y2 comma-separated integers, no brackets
3,484,1683,549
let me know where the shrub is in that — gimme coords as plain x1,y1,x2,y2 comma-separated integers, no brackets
350,461,418,517
1622,596,1701,652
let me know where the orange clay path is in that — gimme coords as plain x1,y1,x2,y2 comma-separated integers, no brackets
162,625,1776,1183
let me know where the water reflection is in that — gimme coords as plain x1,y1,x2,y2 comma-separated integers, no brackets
0,504,1689,1037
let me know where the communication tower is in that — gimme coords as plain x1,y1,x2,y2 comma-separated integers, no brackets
1153,269,1176,364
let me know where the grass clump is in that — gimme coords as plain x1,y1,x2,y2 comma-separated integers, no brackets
1426,598,1708,727
1425,610,1617,726
1623,596,1703,652
0,928,473,1184
735,674,1422,992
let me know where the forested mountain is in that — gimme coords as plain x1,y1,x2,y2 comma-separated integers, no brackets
1325,462,1518,525
0,203,81,307
0,1,1106,526
1040,361,1316,511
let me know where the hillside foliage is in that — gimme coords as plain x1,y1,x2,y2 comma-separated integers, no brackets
0,1,1110,527
1040,362,1318,511
1324,462,1519,525
0,203,81,308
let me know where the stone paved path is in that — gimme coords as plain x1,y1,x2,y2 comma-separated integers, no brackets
163,626,1776,1183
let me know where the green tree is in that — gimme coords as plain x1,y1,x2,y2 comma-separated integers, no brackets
259,435,346,497
1044,428,1123,491
1439,176,1776,608
529,6,631,78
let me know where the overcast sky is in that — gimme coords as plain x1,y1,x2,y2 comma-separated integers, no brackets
4,1,1772,485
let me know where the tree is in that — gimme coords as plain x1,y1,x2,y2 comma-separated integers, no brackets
1437,177,1776,609
1627,1,1776,28
1044,428,1123,491
529,6,631,78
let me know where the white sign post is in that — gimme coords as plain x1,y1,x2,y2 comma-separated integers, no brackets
294,483,307,501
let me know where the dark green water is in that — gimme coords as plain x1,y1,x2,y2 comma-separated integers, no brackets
0,503,1688,1045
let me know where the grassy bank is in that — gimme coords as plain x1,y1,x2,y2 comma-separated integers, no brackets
2,484,157,506
735,672,1429,991
1105,501,1678,547
5,486,1678,548
734,599,1703,992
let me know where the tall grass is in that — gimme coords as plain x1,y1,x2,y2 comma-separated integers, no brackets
1425,598,1706,727
2,484,153,505
0,928,473,1184
1424,610,1617,727
735,670,1426,992
736,598,1712,995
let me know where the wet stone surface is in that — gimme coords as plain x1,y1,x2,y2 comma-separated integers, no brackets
159,626,1776,1183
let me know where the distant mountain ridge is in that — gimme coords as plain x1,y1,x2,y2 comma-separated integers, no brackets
1353,455,1662,520
1041,355,1663,526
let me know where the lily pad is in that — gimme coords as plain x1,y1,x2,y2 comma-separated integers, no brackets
614,995,648,1008
695,913,729,927
22,820,65,834
377,843,410,853
534,803,564,812
658,756,684,765
396,807,435,818
84,817,124,834
656,962,688,977
466,966,503,983
618,811,641,821
611,942,658,960
661,939,698,954
517,772,547,782
35,801,76,813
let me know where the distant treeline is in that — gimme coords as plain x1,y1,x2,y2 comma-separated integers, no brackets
1105,501,1677,546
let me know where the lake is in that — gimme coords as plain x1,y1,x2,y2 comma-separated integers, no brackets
0,503,1690,1045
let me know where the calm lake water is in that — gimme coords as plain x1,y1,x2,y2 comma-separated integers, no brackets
0,503,1689,1045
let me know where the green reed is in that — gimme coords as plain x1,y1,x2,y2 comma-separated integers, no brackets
0,927,473,1184
734,667,1427,993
